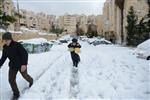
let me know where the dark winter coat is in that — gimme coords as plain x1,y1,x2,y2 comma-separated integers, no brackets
68,43,81,52
68,42,81,62
0,40,28,70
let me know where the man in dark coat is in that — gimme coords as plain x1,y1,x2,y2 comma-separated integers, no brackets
0,32,33,99
68,38,81,67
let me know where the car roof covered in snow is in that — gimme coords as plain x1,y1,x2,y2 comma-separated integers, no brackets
88,38,111,44
137,39,150,51
19,38,48,44
88,38,100,42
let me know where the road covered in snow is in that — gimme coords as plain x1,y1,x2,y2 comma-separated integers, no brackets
0,37,149,100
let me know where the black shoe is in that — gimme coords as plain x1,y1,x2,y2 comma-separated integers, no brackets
29,81,33,88
75,63,78,67
12,94,20,100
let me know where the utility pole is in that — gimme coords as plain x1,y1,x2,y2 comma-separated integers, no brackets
16,0,20,31
0,0,3,24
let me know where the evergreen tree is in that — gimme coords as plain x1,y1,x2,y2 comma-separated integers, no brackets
49,25,63,36
126,6,138,46
135,0,150,45
0,9,16,30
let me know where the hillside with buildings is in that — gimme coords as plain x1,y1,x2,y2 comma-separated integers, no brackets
0,0,149,46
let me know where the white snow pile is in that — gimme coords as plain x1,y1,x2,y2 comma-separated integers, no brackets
19,38,48,44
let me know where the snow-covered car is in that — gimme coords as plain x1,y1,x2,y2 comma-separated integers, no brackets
49,40,62,45
59,40,68,43
79,36,89,41
87,38,99,44
60,35,71,42
136,39,150,60
90,40,111,46
88,38,112,46
19,38,53,53
70,35,80,40
64,38,71,42
70,35,76,38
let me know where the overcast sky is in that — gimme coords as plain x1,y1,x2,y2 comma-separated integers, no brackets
13,0,106,16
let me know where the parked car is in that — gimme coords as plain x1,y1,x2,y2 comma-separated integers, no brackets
70,35,77,38
88,38,112,46
59,40,68,43
136,39,150,60
19,38,53,54
79,36,88,42
61,35,71,42
87,38,100,44
90,40,112,46
50,40,62,45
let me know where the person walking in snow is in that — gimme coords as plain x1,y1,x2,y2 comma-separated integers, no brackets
0,32,33,99
68,38,81,67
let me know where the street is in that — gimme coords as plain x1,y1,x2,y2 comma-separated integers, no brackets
0,39,149,100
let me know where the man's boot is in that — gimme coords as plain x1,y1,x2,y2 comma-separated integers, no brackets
29,79,33,88
12,93,20,100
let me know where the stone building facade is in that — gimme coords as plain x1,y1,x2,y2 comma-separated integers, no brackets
102,0,149,44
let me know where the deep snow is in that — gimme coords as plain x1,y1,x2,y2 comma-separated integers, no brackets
0,38,150,100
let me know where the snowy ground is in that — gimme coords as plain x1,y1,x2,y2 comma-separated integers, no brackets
0,38,150,100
